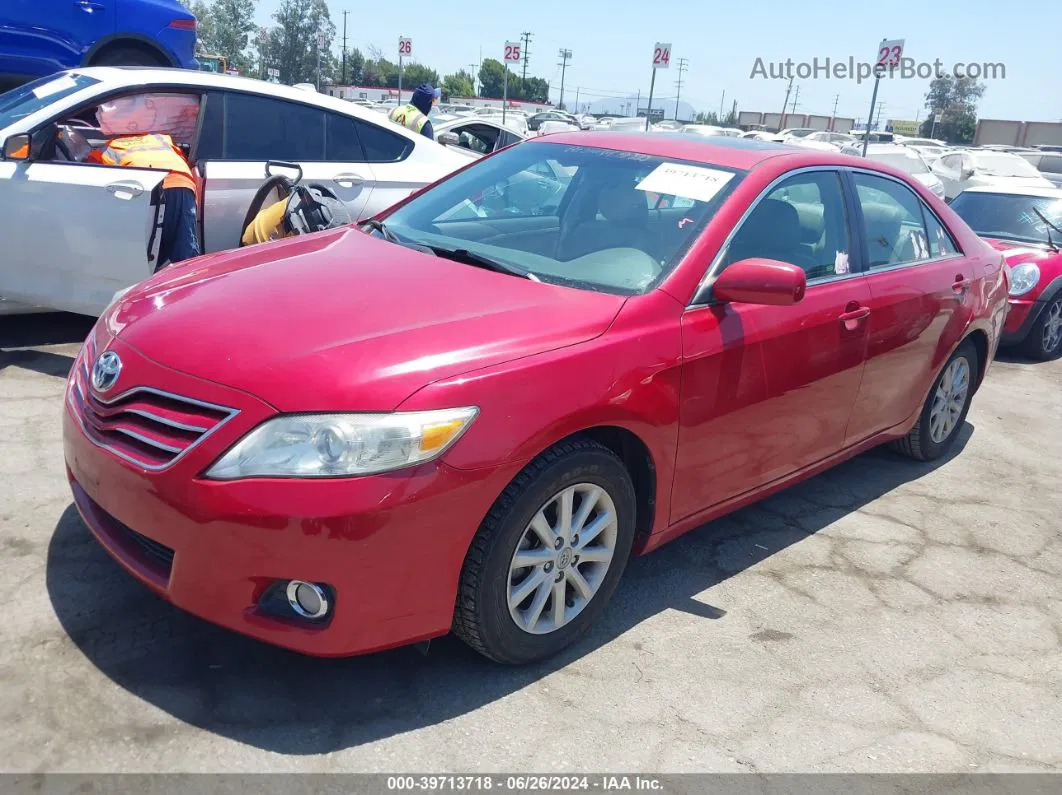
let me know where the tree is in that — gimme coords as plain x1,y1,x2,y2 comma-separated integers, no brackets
341,46,364,85
271,0,335,86
361,57,397,87
442,70,475,99
521,76,549,104
478,58,507,98
919,73,985,144
400,63,440,90
211,0,257,71
180,0,217,53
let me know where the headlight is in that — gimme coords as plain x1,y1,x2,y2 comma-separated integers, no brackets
205,407,478,479
1008,262,1041,296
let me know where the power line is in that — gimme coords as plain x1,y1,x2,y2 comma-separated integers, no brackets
674,57,688,121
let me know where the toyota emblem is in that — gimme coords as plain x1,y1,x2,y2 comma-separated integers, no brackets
91,351,122,392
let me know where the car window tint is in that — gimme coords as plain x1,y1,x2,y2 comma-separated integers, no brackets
1042,156,1062,175
853,173,931,267
353,118,413,162
326,113,365,161
216,92,325,160
722,171,851,281
197,92,225,160
923,209,959,257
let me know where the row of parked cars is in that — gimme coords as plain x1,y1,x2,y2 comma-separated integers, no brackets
2,67,1060,668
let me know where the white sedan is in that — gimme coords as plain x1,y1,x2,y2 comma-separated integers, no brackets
0,68,467,315
841,143,946,199
434,116,527,159
930,148,1054,201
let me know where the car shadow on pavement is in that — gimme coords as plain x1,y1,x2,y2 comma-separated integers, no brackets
0,312,94,377
45,424,972,755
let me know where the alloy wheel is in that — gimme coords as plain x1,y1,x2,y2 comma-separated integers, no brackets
928,356,970,444
1041,299,1062,354
507,483,618,635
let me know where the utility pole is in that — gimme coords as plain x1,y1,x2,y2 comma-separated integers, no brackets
780,74,794,131
469,63,478,96
341,10,348,85
875,101,886,131
830,93,839,130
791,84,800,115
520,32,533,94
674,57,688,121
635,89,640,117
315,26,323,92
574,87,580,113
557,48,572,110
719,89,726,120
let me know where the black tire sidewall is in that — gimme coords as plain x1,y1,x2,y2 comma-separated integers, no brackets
94,48,164,67
475,449,636,664
1027,297,1062,360
917,342,979,460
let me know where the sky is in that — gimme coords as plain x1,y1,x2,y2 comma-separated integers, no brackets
254,0,1060,124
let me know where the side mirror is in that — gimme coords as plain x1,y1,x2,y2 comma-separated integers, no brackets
438,131,460,147
961,168,975,180
2,133,31,161
705,258,807,306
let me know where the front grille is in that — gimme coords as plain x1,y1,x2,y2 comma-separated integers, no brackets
123,525,176,569
70,340,238,470
71,480,175,582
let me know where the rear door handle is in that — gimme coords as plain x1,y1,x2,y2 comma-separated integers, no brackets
839,307,871,323
332,173,365,186
105,181,144,199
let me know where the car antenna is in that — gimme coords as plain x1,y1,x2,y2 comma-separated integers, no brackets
1032,207,1061,252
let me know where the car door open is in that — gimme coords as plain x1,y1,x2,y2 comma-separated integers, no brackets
0,159,166,315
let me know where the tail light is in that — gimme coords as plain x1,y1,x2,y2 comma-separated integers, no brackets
168,18,197,30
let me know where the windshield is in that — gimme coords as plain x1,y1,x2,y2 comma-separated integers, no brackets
0,73,100,131
871,151,930,174
787,129,814,138
971,152,1041,177
950,192,1062,245
382,142,745,295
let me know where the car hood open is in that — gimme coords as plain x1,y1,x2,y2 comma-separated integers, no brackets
110,227,626,411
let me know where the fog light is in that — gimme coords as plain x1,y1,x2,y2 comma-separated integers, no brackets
286,580,330,619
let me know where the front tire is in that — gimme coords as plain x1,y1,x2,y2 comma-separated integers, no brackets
453,438,636,664
1022,297,1062,361
892,340,978,461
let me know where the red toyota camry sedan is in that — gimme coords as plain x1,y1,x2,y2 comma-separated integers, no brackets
64,133,1008,664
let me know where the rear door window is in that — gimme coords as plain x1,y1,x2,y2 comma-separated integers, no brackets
853,173,932,267
352,118,413,162
198,92,326,161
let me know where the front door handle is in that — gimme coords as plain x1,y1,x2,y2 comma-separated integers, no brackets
105,181,144,199
332,173,365,187
839,306,871,323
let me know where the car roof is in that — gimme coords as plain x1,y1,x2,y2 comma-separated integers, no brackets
861,143,915,154
962,185,1062,198
527,131,896,171
71,66,407,128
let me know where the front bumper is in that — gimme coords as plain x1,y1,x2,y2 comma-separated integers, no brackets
64,337,511,657
1001,297,1041,345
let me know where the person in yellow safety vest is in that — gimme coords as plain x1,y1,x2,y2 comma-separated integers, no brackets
388,84,440,139
87,133,201,268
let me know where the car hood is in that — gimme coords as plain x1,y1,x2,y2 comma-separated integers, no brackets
110,228,626,411
975,174,1054,189
984,238,1057,268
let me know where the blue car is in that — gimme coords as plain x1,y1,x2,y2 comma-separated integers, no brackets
0,0,198,85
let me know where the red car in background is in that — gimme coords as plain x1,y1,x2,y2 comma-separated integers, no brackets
949,185,1062,360
64,134,1008,665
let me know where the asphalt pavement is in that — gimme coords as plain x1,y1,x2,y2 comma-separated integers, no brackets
1,313,1060,773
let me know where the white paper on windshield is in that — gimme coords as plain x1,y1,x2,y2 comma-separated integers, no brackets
32,74,78,99
635,163,734,204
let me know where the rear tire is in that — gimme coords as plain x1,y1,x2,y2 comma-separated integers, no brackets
892,340,978,461
90,46,168,68
1021,296,1062,361
453,438,636,664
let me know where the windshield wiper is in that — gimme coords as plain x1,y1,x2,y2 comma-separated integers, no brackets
358,218,400,244
423,245,532,279
1032,207,1062,252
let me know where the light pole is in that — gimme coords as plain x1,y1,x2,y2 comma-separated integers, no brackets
557,49,572,110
